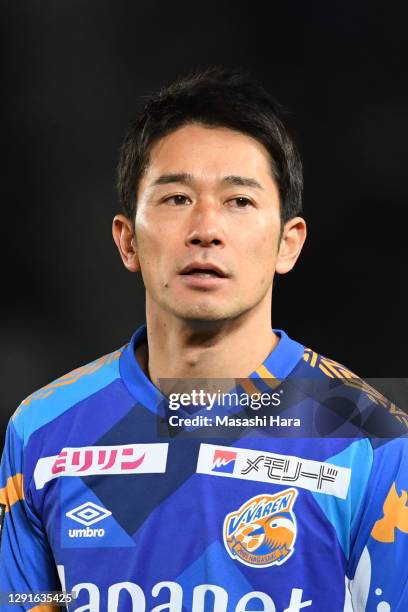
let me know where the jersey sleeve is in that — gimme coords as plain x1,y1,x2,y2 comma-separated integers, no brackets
0,417,62,611
347,436,408,611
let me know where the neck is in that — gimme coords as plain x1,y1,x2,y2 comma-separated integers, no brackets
137,294,279,389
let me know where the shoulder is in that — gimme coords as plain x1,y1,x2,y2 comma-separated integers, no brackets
11,344,126,447
299,346,408,435
302,346,358,379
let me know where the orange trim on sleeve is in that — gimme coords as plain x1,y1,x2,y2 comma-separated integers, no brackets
0,473,24,511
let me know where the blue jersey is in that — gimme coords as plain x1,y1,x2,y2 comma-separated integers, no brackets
1,325,407,611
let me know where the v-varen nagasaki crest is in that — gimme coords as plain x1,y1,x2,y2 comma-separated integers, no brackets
223,488,298,567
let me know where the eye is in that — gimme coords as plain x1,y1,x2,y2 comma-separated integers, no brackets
164,194,191,206
228,197,254,209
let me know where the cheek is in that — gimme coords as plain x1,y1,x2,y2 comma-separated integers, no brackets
133,233,159,290
241,232,277,289
135,222,175,290
135,212,162,262
135,205,178,260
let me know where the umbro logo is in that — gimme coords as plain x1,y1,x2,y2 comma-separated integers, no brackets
66,502,111,538
66,501,111,526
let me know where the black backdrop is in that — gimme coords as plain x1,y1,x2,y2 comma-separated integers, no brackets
2,1,407,447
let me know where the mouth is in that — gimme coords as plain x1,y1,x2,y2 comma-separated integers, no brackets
181,269,222,279
179,264,228,278
178,263,229,289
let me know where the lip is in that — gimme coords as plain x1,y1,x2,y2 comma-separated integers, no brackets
179,262,229,278
178,262,230,290
178,274,228,289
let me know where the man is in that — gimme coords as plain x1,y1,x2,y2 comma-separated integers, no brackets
0,68,407,611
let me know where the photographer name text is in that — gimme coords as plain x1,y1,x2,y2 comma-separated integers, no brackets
168,415,300,428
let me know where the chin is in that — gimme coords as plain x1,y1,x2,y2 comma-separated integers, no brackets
180,310,230,322
172,302,245,323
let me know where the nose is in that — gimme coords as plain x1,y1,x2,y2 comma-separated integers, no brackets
185,198,225,248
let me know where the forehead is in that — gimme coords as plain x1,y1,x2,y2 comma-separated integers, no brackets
143,123,275,185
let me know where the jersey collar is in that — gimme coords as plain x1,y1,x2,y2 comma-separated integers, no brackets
119,324,304,409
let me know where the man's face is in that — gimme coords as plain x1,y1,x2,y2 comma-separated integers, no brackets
134,123,284,322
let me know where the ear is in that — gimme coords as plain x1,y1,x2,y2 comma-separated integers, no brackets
112,214,141,272
275,216,307,275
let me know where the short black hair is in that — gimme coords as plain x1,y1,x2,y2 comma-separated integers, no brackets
117,67,303,226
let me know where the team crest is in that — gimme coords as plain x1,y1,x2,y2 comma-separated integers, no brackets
223,488,298,567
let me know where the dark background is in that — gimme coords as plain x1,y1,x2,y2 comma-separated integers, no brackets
2,1,407,446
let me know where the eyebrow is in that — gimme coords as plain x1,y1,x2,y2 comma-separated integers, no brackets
151,173,263,190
